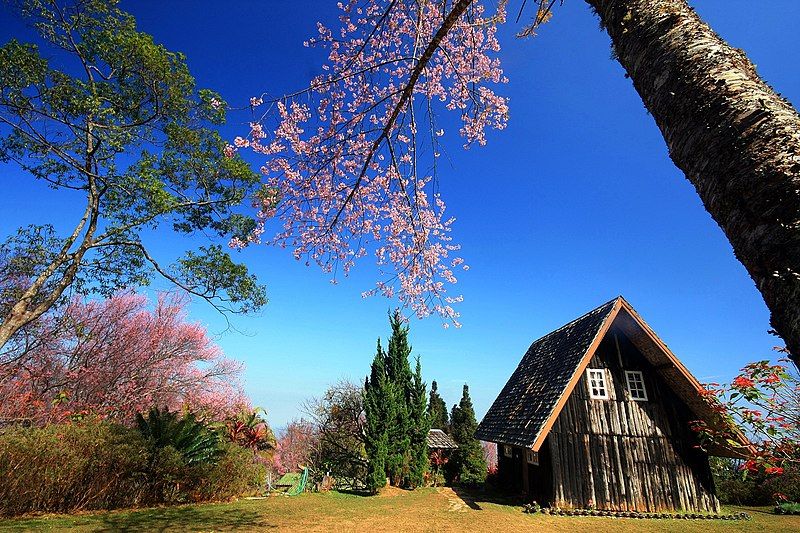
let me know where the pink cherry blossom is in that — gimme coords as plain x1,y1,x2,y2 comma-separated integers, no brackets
234,0,508,326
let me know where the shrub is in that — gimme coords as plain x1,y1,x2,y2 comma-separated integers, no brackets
0,419,150,516
194,440,266,501
775,502,800,515
0,417,265,517
712,457,800,505
758,470,800,503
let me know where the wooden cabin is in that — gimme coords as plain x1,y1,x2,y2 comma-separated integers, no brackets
475,296,748,513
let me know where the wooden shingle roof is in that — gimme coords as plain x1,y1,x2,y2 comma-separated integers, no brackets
474,298,617,449
475,296,751,457
427,429,458,449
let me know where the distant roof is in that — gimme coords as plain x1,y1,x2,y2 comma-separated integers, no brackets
427,428,458,449
475,296,750,457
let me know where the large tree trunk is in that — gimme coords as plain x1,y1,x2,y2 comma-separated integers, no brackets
586,0,800,364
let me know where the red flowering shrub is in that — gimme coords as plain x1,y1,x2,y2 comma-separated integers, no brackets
694,348,799,477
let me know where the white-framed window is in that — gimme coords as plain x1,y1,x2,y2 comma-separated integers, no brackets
526,449,539,465
586,368,609,399
625,370,648,401
503,444,513,458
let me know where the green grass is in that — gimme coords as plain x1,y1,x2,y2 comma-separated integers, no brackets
1,488,798,532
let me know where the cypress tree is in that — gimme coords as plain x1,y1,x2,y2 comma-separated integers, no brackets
364,339,390,493
408,356,430,488
427,380,449,432
448,384,487,486
383,310,413,485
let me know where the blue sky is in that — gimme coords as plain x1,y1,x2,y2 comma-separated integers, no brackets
1,1,798,429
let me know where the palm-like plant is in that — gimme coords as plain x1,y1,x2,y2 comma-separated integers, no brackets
135,407,222,466
227,407,275,456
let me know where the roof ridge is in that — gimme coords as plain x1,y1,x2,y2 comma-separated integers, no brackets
527,296,620,348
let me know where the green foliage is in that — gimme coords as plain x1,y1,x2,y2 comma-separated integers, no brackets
0,418,149,516
448,384,487,486
0,417,263,517
364,339,390,493
775,502,800,515
711,457,800,505
363,313,430,491
428,380,449,432
135,407,222,467
0,0,264,346
384,310,414,486
194,440,266,502
408,357,430,488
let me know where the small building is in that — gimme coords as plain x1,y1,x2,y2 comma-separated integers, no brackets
427,428,457,484
427,428,458,451
475,296,747,513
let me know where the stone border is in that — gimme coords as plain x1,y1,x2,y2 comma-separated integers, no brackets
522,504,750,521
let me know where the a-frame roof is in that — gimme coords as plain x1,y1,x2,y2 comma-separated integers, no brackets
427,429,458,450
475,296,748,457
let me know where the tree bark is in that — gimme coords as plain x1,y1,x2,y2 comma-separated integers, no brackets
586,0,800,364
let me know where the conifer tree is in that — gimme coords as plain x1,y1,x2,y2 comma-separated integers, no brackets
383,310,413,485
428,380,449,432
363,339,390,492
408,356,430,488
448,384,487,486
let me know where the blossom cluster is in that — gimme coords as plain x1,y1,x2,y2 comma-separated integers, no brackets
231,0,509,325
0,292,246,424
692,350,799,476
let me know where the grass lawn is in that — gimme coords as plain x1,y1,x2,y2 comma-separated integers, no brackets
1,487,798,532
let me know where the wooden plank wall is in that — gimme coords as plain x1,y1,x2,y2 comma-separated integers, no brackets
548,328,719,512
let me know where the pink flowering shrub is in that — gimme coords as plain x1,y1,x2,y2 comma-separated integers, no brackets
232,0,510,326
0,292,246,424
272,419,319,476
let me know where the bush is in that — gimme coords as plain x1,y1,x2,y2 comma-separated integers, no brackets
758,471,800,504
194,440,266,501
0,418,265,517
712,457,800,505
0,419,150,516
774,502,800,515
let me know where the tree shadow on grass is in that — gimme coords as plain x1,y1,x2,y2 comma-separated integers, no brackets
451,486,525,511
92,506,275,532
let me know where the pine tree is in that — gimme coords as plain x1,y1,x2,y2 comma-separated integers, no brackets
408,356,430,488
383,310,413,485
448,384,487,486
428,380,449,432
363,339,391,493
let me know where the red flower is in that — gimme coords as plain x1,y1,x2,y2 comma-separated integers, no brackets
765,467,784,475
740,459,759,472
733,376,755,388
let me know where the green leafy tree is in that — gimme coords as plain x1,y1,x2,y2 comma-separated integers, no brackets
428,380,449,432
408,356,430,488
0,0,265,350
448,384,487,486
363,339,391,493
